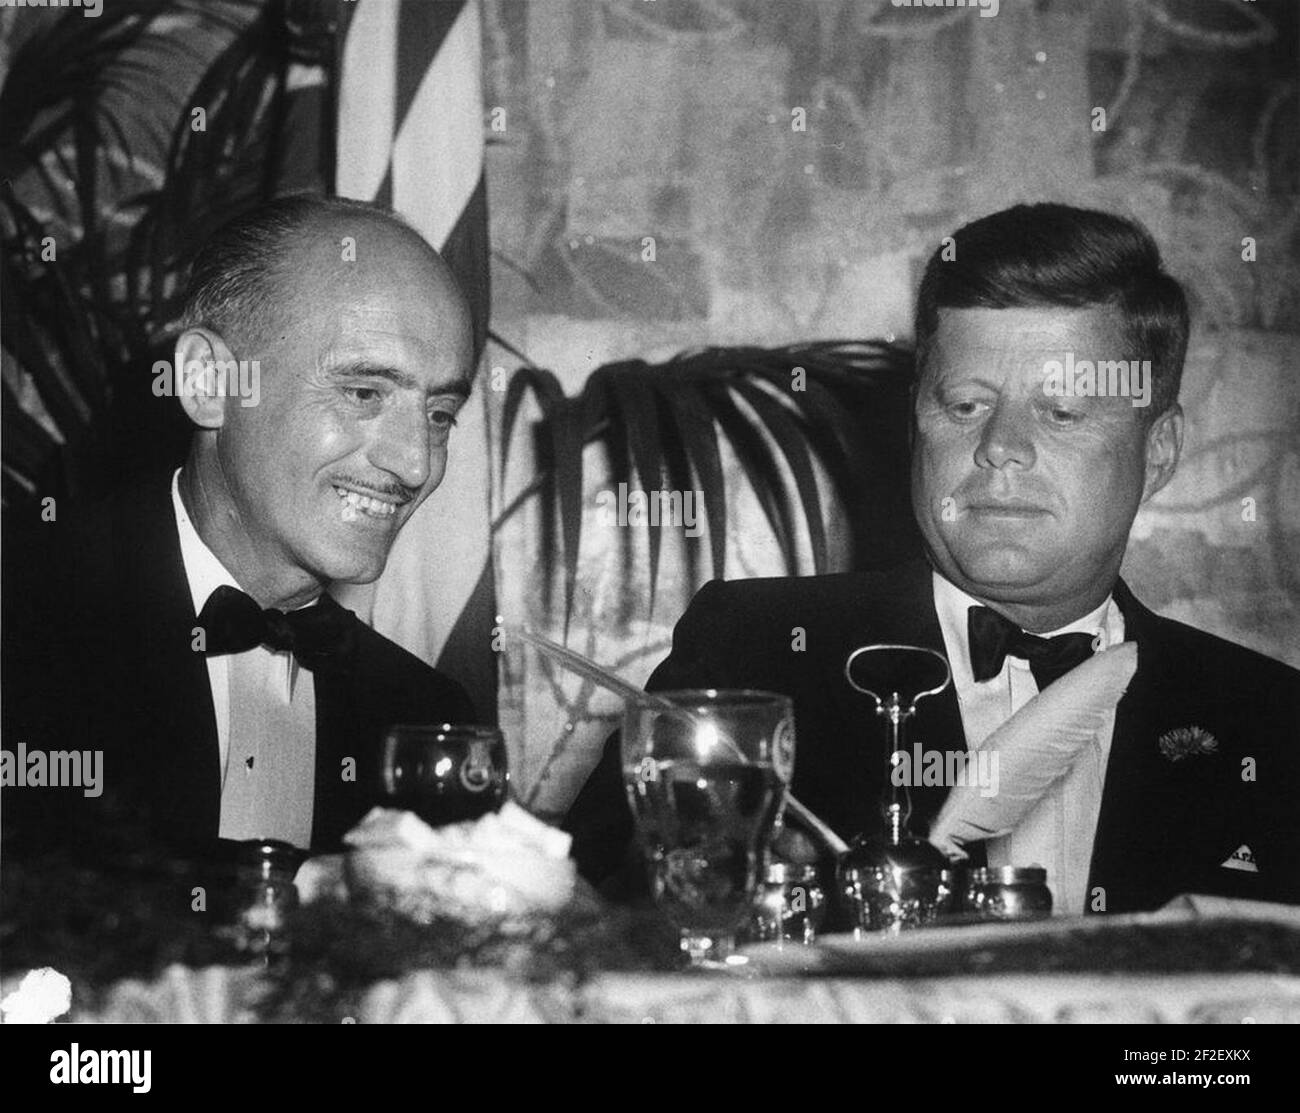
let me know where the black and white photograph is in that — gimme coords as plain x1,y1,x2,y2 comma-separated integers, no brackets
1,0,1297,1057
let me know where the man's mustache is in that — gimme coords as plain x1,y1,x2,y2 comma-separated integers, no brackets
331,476,419,504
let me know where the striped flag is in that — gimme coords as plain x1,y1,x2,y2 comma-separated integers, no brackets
331,0,497,722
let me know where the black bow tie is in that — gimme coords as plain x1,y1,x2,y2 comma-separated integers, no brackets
196,585,358,673
967,605,1095,691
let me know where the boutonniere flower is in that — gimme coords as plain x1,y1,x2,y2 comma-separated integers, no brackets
1158,726,1219,762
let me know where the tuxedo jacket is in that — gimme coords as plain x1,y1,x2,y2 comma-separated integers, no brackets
565,560,1300,912
1,472,474,860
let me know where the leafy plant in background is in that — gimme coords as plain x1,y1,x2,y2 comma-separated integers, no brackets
496,340,923,636
0,0,323,506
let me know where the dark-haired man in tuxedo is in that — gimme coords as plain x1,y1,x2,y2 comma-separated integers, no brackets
2,195,476,860
566,203,1300,914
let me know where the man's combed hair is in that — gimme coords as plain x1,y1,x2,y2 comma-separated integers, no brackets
179,194,412,350
914,203,1189,419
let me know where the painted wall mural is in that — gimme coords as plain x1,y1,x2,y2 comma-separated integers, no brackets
479,0,1299,816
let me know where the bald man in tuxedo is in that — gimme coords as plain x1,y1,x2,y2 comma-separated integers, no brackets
3,196,477,862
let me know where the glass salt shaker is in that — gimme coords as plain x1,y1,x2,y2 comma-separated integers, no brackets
745,861,827,945
232,839,305,958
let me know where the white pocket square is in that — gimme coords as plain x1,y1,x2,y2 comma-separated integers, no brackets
1221,844,1259,873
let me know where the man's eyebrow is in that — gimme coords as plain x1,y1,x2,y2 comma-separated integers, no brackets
933,375,1000,392
328,360,472,397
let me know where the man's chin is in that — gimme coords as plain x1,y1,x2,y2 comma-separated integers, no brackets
333,559,390,586
311,546,392,589
937,544,1057,597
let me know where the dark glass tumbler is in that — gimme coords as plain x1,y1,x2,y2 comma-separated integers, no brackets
379,724,509,827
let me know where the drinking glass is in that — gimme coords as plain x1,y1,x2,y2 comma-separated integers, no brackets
379,724,509,827
622,690,795,967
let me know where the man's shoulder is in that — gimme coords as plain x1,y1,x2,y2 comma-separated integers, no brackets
349,618,477,718
652,559,938,688
1120,582,1300,693
351,618,452,681
1154,616,1299,683
687,560,931,622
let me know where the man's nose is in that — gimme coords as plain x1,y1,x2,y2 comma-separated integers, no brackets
975,403,1036,471
368,401,433,491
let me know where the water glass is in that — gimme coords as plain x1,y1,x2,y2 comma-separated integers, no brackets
622,690,795,967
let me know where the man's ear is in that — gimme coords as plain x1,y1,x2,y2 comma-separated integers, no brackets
906,350,924,455
1141,402,1183,503
174,328,236,430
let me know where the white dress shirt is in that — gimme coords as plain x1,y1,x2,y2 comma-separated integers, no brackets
932,571,1126,916
171,470,316,845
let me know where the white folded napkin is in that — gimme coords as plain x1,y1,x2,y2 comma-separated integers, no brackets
929,642,1138,857
344,803,577,921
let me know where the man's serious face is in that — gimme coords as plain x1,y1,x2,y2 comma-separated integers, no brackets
911,306,1174,624
213,225,473,595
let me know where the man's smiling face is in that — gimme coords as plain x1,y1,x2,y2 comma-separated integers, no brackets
208,217,473,599
911,305,1180,626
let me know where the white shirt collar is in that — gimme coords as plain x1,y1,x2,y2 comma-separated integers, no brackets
171,468,300,693
933,569,1122,691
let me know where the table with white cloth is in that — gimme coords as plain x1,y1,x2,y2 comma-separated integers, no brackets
6,873,1297,1024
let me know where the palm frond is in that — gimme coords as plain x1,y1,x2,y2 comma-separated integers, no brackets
119,1,292,336
658,379,727,583
1,190,113,500
705,378,800,571
497,340,922,636
1,0,292,503
731,377,830,572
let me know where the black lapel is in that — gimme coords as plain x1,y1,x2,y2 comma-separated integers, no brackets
1086,580,1241,912
310,656,365,851
110,472,221,849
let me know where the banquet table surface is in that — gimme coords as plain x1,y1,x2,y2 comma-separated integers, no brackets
68,965,1300,1024
4,853,1299,1025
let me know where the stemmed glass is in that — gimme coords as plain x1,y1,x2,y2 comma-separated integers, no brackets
623,690,795,967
